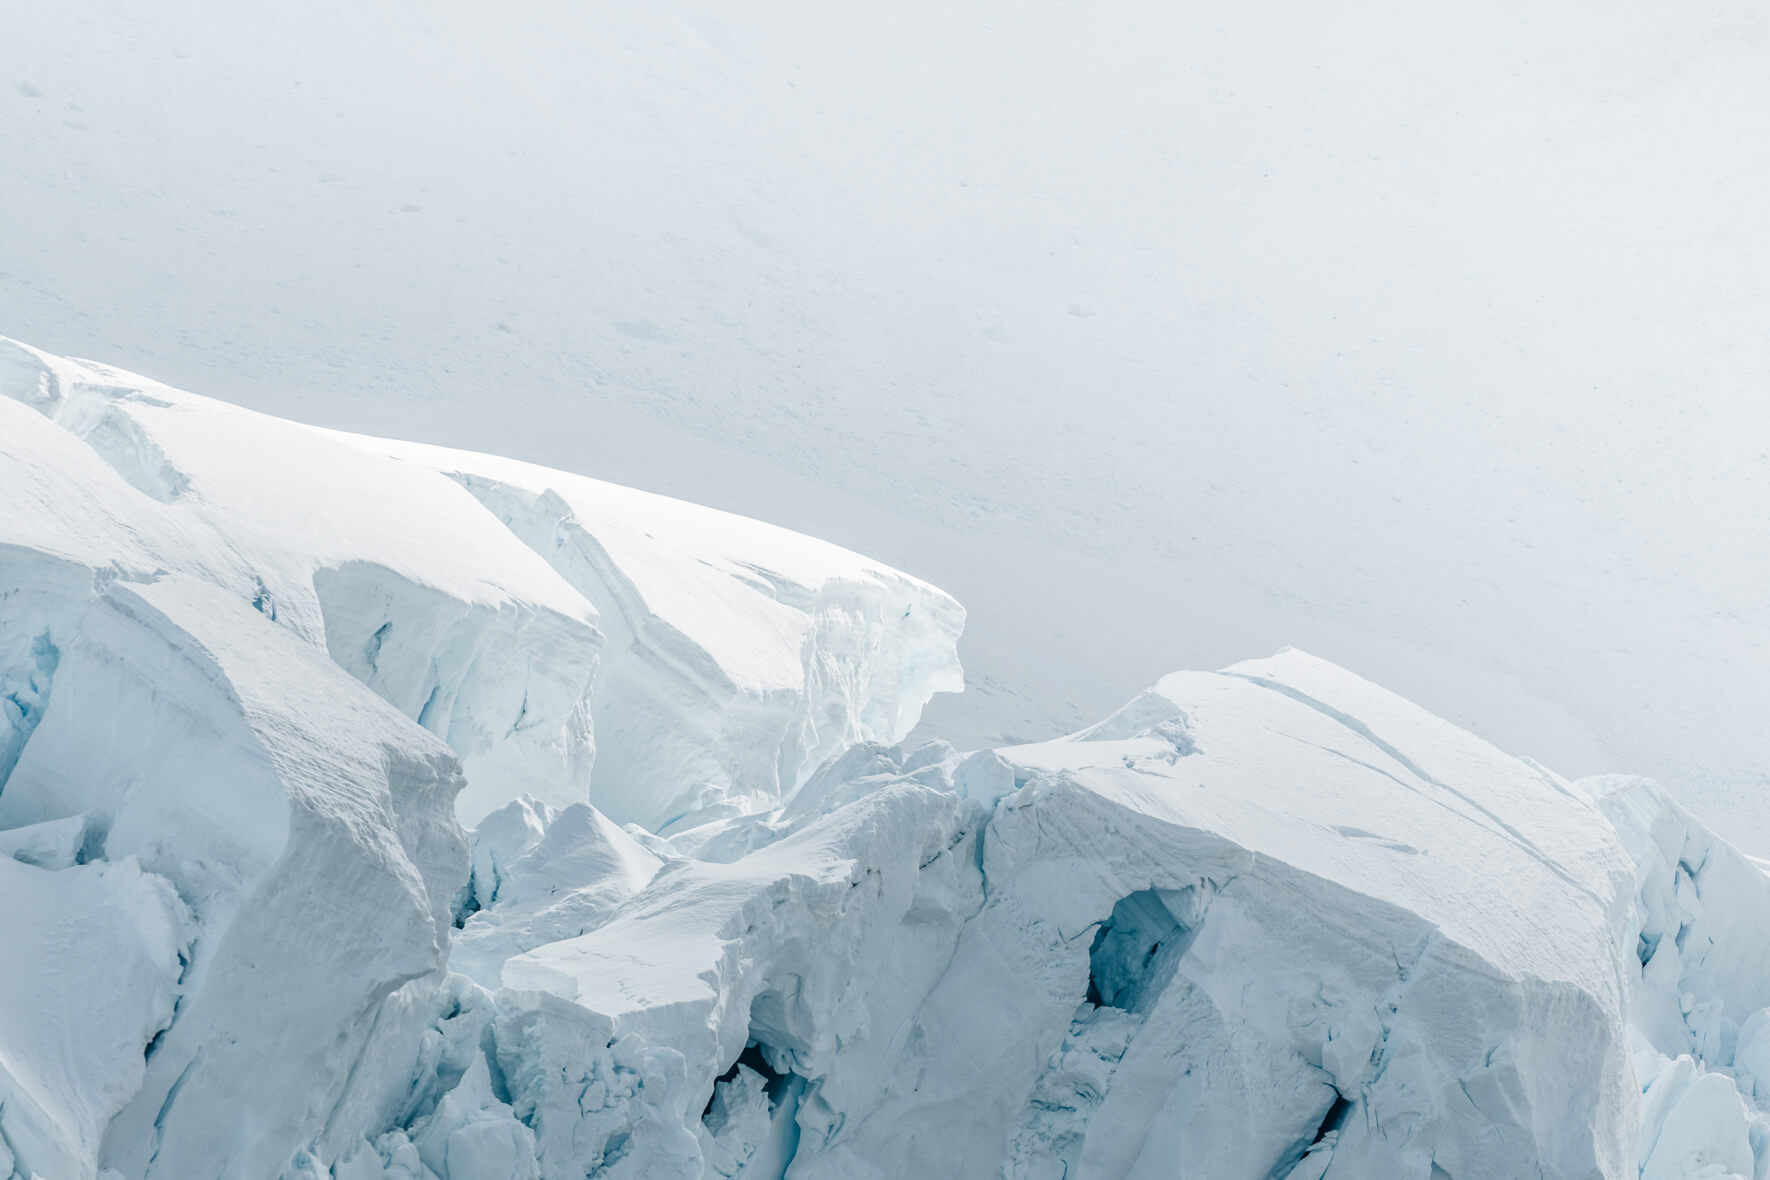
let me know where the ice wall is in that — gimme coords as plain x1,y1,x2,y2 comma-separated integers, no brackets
341,652,1658,1180
0,336,963,832
8,337,1770,1180
0,337,605,826
0,338,964,1179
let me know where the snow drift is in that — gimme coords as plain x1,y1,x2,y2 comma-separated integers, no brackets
2,339,1767,1180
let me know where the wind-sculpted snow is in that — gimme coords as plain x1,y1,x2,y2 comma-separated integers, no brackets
7,338,1770,1179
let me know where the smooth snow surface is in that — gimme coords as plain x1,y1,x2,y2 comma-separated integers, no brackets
4,341,1769,1179
3,0,1767,850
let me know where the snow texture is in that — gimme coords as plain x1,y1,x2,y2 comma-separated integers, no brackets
3,339,1768,1180
0,340,958,1178
5,0,1765,846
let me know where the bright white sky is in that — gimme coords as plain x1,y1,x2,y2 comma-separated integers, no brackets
4,2,1767,839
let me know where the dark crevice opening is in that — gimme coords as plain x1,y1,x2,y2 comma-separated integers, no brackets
702,1042,790,1121
1311,1092,1352,1146
1084,957,1107,1009
1265,1088,1353,1180
1085,888,1196,1013
450,879,481,929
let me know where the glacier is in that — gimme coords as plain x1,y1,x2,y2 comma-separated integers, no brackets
1,338,1767,1179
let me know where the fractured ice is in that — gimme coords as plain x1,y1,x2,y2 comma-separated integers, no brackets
0,337,1765,1179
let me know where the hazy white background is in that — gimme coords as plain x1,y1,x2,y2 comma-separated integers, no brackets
5,2,1767,840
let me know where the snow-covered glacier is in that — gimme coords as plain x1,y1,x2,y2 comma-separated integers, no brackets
1,337,1766,1180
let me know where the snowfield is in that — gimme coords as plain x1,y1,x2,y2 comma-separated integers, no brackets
6,0,1765,842
2,339,1768,1179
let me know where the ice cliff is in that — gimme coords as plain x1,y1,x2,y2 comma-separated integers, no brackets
1,338,1765,1180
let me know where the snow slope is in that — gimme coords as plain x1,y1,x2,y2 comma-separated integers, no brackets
3,0,1766,848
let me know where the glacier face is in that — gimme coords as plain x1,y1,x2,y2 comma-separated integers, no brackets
1,338,1767,1180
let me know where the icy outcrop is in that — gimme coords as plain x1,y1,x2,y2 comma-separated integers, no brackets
832,650,1638,1180
0,855,188,1180
0,337,964,831
11,336,1770,1180
450,799,663,988
493,782,974,1180
334,436,966,831
0,574,467,1179
357,650,1656,1180
0,338,605,824
1581,775,1770,1180
0,337,965,1179
0,376,464,1173
863,653,1636,1179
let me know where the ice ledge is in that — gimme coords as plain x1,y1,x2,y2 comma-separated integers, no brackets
0,335,964,831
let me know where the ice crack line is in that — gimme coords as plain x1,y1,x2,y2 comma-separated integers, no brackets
1226,674,1602,906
